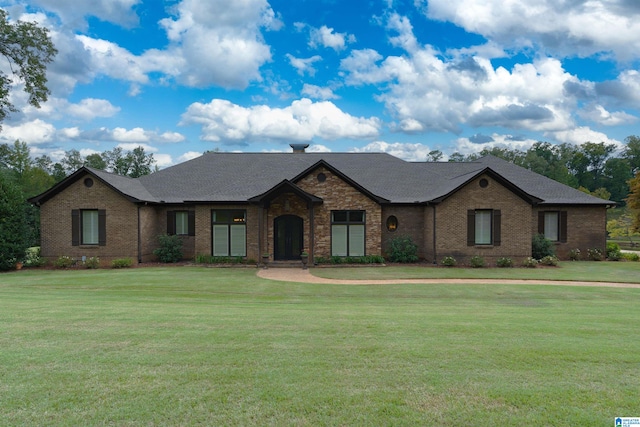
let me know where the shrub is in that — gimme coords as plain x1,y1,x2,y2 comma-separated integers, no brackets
540,255,559,266
532,234,555,260
470,255,485,268
522,257,538,268
85,256,100,269
569,248,582,261
111,258,133,268
388,236,419,263
24,247,46,267
622,252,640,262
606,242,622,261
313,255,385,265
441,256,457,267
153,234,183,263
195,254,246,264
53,255,75,269
496,257,513,268
0,173,31,271
587,248,603,261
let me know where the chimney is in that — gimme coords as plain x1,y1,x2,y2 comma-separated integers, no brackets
290,143,309,153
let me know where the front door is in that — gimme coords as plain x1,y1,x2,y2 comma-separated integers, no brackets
274,215,303,260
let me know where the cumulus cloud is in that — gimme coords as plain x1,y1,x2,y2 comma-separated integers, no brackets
180,98,382,144
351,141,438,161
309,25,356,51
421,0,640,60
578,104,637,126
177,151,202,162
301,84,339,100
549,127,623,148
62,127,186,144
28,0,141,29
286,54,322,76
452,134,540,155
0,119,56,144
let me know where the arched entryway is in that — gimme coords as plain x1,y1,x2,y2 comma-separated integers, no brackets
274,215,303,260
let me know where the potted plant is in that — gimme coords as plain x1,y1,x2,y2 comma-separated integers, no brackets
262,252,270,269
300,251,309,269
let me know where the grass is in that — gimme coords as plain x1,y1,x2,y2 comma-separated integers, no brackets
1,267,639,425
312,261,640,283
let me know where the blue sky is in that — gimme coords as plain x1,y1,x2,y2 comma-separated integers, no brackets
1,0,639,167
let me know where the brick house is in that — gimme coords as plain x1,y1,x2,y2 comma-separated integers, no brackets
29,147,613,265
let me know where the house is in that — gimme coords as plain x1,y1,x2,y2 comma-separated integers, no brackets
29,145,613,265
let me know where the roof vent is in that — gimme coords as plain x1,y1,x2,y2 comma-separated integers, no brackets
290,143,309,153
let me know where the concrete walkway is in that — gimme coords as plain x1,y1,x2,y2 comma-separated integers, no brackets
257,267,640,288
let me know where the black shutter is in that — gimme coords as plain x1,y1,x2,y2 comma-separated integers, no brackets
71,210,79,246
188,211,196,236
167,211,175,235
467,210,475,246
538,212,545,234
98,210,107,246
559,211,568,243
493,210,501,246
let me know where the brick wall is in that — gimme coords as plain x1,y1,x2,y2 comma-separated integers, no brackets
532,205,607,259
381,206,426,258
434,174,532,265
194,204,260,261
40,173,139,265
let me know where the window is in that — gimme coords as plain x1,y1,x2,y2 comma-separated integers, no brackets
538,211,567,242
72,209,106,246
212,210,246,257
467,209,501,246
331,210,365,256
386,215,398,232
167,211,195,236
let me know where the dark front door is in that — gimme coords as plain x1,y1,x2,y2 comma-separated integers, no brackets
274,215,303,260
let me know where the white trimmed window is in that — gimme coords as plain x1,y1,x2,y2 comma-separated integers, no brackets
212,210,246,257
331,210,365,256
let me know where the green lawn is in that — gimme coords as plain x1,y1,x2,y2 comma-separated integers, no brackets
312,261,640,283
1,267,639,425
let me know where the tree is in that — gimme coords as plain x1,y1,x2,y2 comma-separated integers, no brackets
84,153,107,170
61,149,84,173
127,146,155,178
628,172,640,232
0,9,57,127
0,170,31,270
426,150,443,162
624,135,640,173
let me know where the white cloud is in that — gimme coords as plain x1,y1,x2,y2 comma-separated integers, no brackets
422,0,640,61
351,141,439,161
153,153,174,168
180,98,382,143
177,151,202,162
286,54,322,76
116,142,157,152
301,84,339,100
309,25,355,51
0,119,56,144
549,127,623,149
66,98,120,121
452,134,539,155
28,0,141,29
578,104,637,126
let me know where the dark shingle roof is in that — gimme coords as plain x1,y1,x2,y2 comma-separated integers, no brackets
30,152,613,206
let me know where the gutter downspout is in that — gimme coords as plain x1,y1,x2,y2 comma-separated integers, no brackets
137,205,142,263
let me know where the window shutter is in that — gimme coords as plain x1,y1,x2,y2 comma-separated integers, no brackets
188,211,195,236
72,210,80,246
467,210,475,246
98,210,107,246
493,210,501,246
167,211,176,235
538,212,545,234
559,211,568,243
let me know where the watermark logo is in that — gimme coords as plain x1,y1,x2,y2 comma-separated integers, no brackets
616,418,640,427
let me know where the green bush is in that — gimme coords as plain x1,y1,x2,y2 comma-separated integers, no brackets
469,255,485,268
195,254,246,264
85,256,100,269
496,257,513,268
540,255,559,266
532,234,555,260
441,256,457,267
153,234,183,263
111,258,133,268
587,248,603,261
388,236,419,263
53,255,75,269
606,242,622,261
0,173,31,271
522,257,538,268
24,247,46,267
314,255,385,265
569,248,582,261
622,252,640,262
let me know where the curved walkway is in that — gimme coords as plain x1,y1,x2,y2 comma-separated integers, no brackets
257,268,640,288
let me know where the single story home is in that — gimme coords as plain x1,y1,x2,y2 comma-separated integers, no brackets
29,145,613,265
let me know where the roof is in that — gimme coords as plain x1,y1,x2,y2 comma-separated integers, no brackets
28,152,613,206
